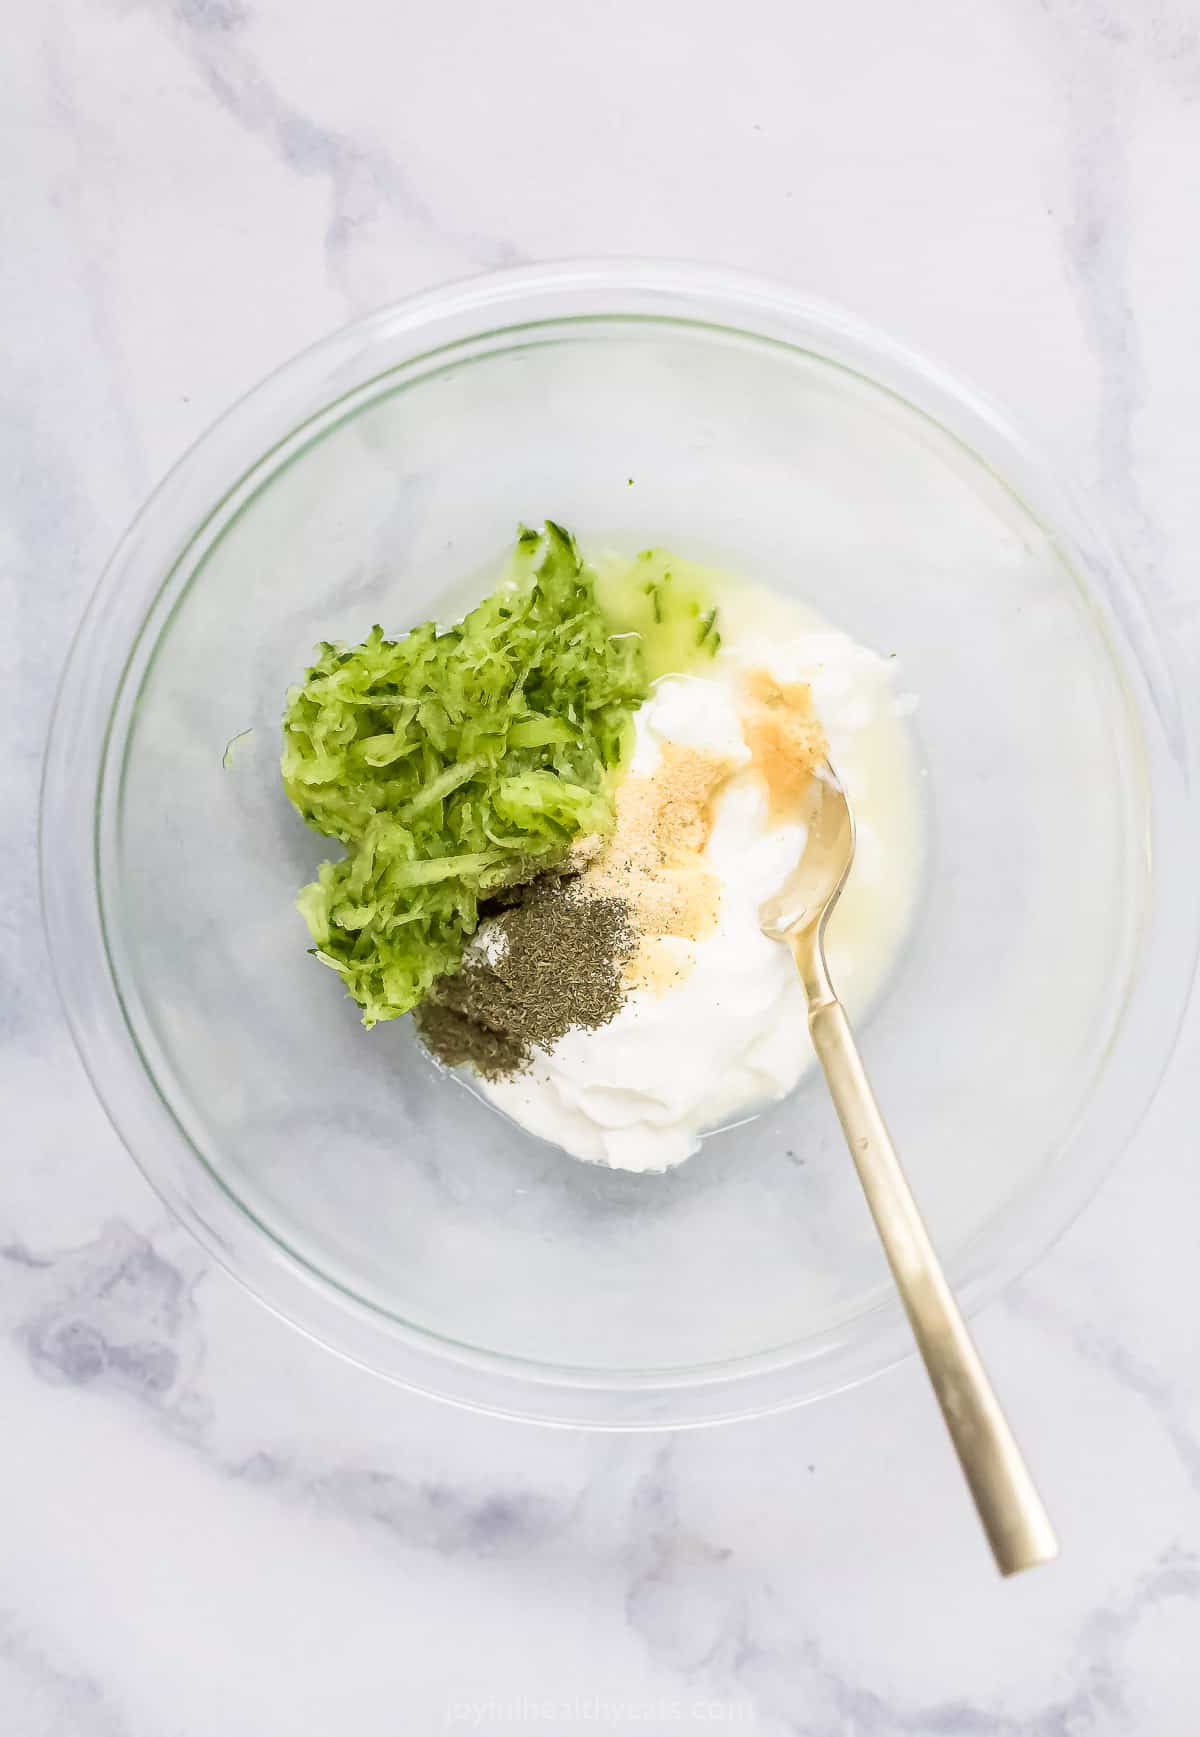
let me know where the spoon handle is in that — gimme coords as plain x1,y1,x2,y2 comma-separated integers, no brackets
805,987,1059,1577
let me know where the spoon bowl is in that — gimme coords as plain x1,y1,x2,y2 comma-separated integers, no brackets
760,766,855,952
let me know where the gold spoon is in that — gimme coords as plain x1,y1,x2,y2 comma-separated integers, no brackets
761,766,1059,1577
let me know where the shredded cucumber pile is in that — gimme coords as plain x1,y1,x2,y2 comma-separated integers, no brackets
281,523,647,1025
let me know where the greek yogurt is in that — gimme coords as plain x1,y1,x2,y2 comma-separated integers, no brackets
478,593,922,1172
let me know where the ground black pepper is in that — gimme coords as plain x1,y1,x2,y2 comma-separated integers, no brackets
414,876,635,1079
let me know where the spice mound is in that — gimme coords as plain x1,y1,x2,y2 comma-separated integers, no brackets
415,878,635,1079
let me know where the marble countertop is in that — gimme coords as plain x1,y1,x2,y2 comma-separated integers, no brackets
7,1,1200,1730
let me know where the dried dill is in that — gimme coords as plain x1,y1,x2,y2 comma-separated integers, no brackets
414,878,635,1078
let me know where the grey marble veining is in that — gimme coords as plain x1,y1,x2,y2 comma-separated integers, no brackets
5,1,1200,1731
159,0,524,309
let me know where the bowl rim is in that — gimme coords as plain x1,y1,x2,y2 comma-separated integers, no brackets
40,257,1200,1428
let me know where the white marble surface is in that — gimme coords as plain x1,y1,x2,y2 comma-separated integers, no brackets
6,1,1200,1730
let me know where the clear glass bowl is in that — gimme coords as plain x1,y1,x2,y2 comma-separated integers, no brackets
41,262,1197,1426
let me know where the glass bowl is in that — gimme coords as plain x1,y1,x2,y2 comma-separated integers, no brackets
41,261,1197,1427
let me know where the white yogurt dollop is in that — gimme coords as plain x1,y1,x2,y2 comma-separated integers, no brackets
479,612,921,1172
